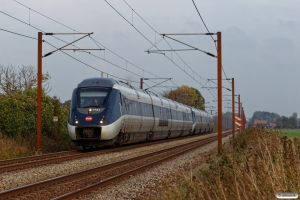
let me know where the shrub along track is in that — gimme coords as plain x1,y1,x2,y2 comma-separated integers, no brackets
0,131,231,200
0,132,214,173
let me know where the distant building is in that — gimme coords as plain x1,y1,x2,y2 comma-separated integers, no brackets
269,123,276,128
253,119,267,126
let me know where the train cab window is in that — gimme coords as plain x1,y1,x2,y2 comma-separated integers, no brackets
119,93,122,106
77,88,111,108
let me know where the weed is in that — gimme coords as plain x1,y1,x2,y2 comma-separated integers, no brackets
149,127,300,200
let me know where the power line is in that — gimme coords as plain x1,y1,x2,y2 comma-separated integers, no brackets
7,1,230,103
0,9,150,86
191,0,215,46
107,0,218,101
0,10,140,84
44,41,139,83
122,0,228,106
12,0,162,81
191,0,231,86
11,0,218,94
124,0,207,84
0,28,37,40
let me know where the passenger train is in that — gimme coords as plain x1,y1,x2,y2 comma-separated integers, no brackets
67,78,214,149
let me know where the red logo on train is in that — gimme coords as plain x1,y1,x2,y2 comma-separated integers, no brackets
85,116,93,122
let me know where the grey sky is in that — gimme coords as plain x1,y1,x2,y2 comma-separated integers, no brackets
1,0,300,119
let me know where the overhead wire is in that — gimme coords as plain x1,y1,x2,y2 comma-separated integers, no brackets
7,1,233,110
0,25,137,82
11,0,216,94
122,1,227,106
12,0,161,79
44,41,139,83
105,0,212,98
0,11,140,84
0,28,37,40
11,0,165,86
191,0,232,87
0,10,151,85
124,0,207,85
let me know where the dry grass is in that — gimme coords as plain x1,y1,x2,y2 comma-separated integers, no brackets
150,127,300,200
0,134,34,159
0,133,78,160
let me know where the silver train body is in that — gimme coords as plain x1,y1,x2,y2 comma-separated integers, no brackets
68,78,214,148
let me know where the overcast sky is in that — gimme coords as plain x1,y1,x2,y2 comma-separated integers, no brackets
1,0,300,119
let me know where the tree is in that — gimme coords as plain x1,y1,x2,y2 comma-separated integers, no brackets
281,116,289,128
0,64,51,95
289,116,298,128
275,117,282,129
0,88,53,137
191,87,205,110
163,85,205,110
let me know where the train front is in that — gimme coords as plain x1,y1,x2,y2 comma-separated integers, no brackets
67,78,122,148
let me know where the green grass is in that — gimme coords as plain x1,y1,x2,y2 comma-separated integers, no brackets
279,129,300,139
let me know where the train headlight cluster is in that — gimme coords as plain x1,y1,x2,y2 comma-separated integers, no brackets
88,108,92,114
75,120,79,124
100,120,103,124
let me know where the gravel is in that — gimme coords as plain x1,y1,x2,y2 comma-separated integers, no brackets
78,134,231,200
0,132,230,199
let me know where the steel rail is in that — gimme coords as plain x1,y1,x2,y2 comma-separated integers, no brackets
55,131,231,200
0,131,231,199
0,132,216,173
0,150,78,167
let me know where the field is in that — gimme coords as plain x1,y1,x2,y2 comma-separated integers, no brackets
278,129,300,139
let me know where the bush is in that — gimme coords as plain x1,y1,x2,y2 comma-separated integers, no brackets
0,88,76,155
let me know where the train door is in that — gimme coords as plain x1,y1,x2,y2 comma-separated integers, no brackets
119,93,125,130
122,97,132,133
136,101,143,132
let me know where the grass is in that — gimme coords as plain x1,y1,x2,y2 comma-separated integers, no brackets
0,133,78,160
278,129,300,139
148,127,300,200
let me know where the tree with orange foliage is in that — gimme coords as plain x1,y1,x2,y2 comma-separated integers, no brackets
163,85,205,110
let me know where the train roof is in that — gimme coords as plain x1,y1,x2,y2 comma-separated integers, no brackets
77,78,117,88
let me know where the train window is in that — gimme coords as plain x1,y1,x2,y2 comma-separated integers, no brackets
127,100,136,115
119,93,122,106
177,111,183,120
154,106,161,118
148,104,154,117
144,103,149,117
77,87,111,108
123,98,129,112
137,102,143,116
166,108,171,119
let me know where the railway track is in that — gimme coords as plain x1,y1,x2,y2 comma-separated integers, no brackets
0,132,214,173
0,131,231,200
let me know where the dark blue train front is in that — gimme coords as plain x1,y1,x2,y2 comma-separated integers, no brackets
68,78,123,148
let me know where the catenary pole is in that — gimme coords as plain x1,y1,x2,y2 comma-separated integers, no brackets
37,32,42,153
217,32,222,154
232,78,235,138
238,94,240,133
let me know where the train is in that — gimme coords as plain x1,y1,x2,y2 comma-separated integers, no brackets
67,78,214,149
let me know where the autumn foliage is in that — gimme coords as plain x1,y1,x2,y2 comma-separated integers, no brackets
163,85,205,110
